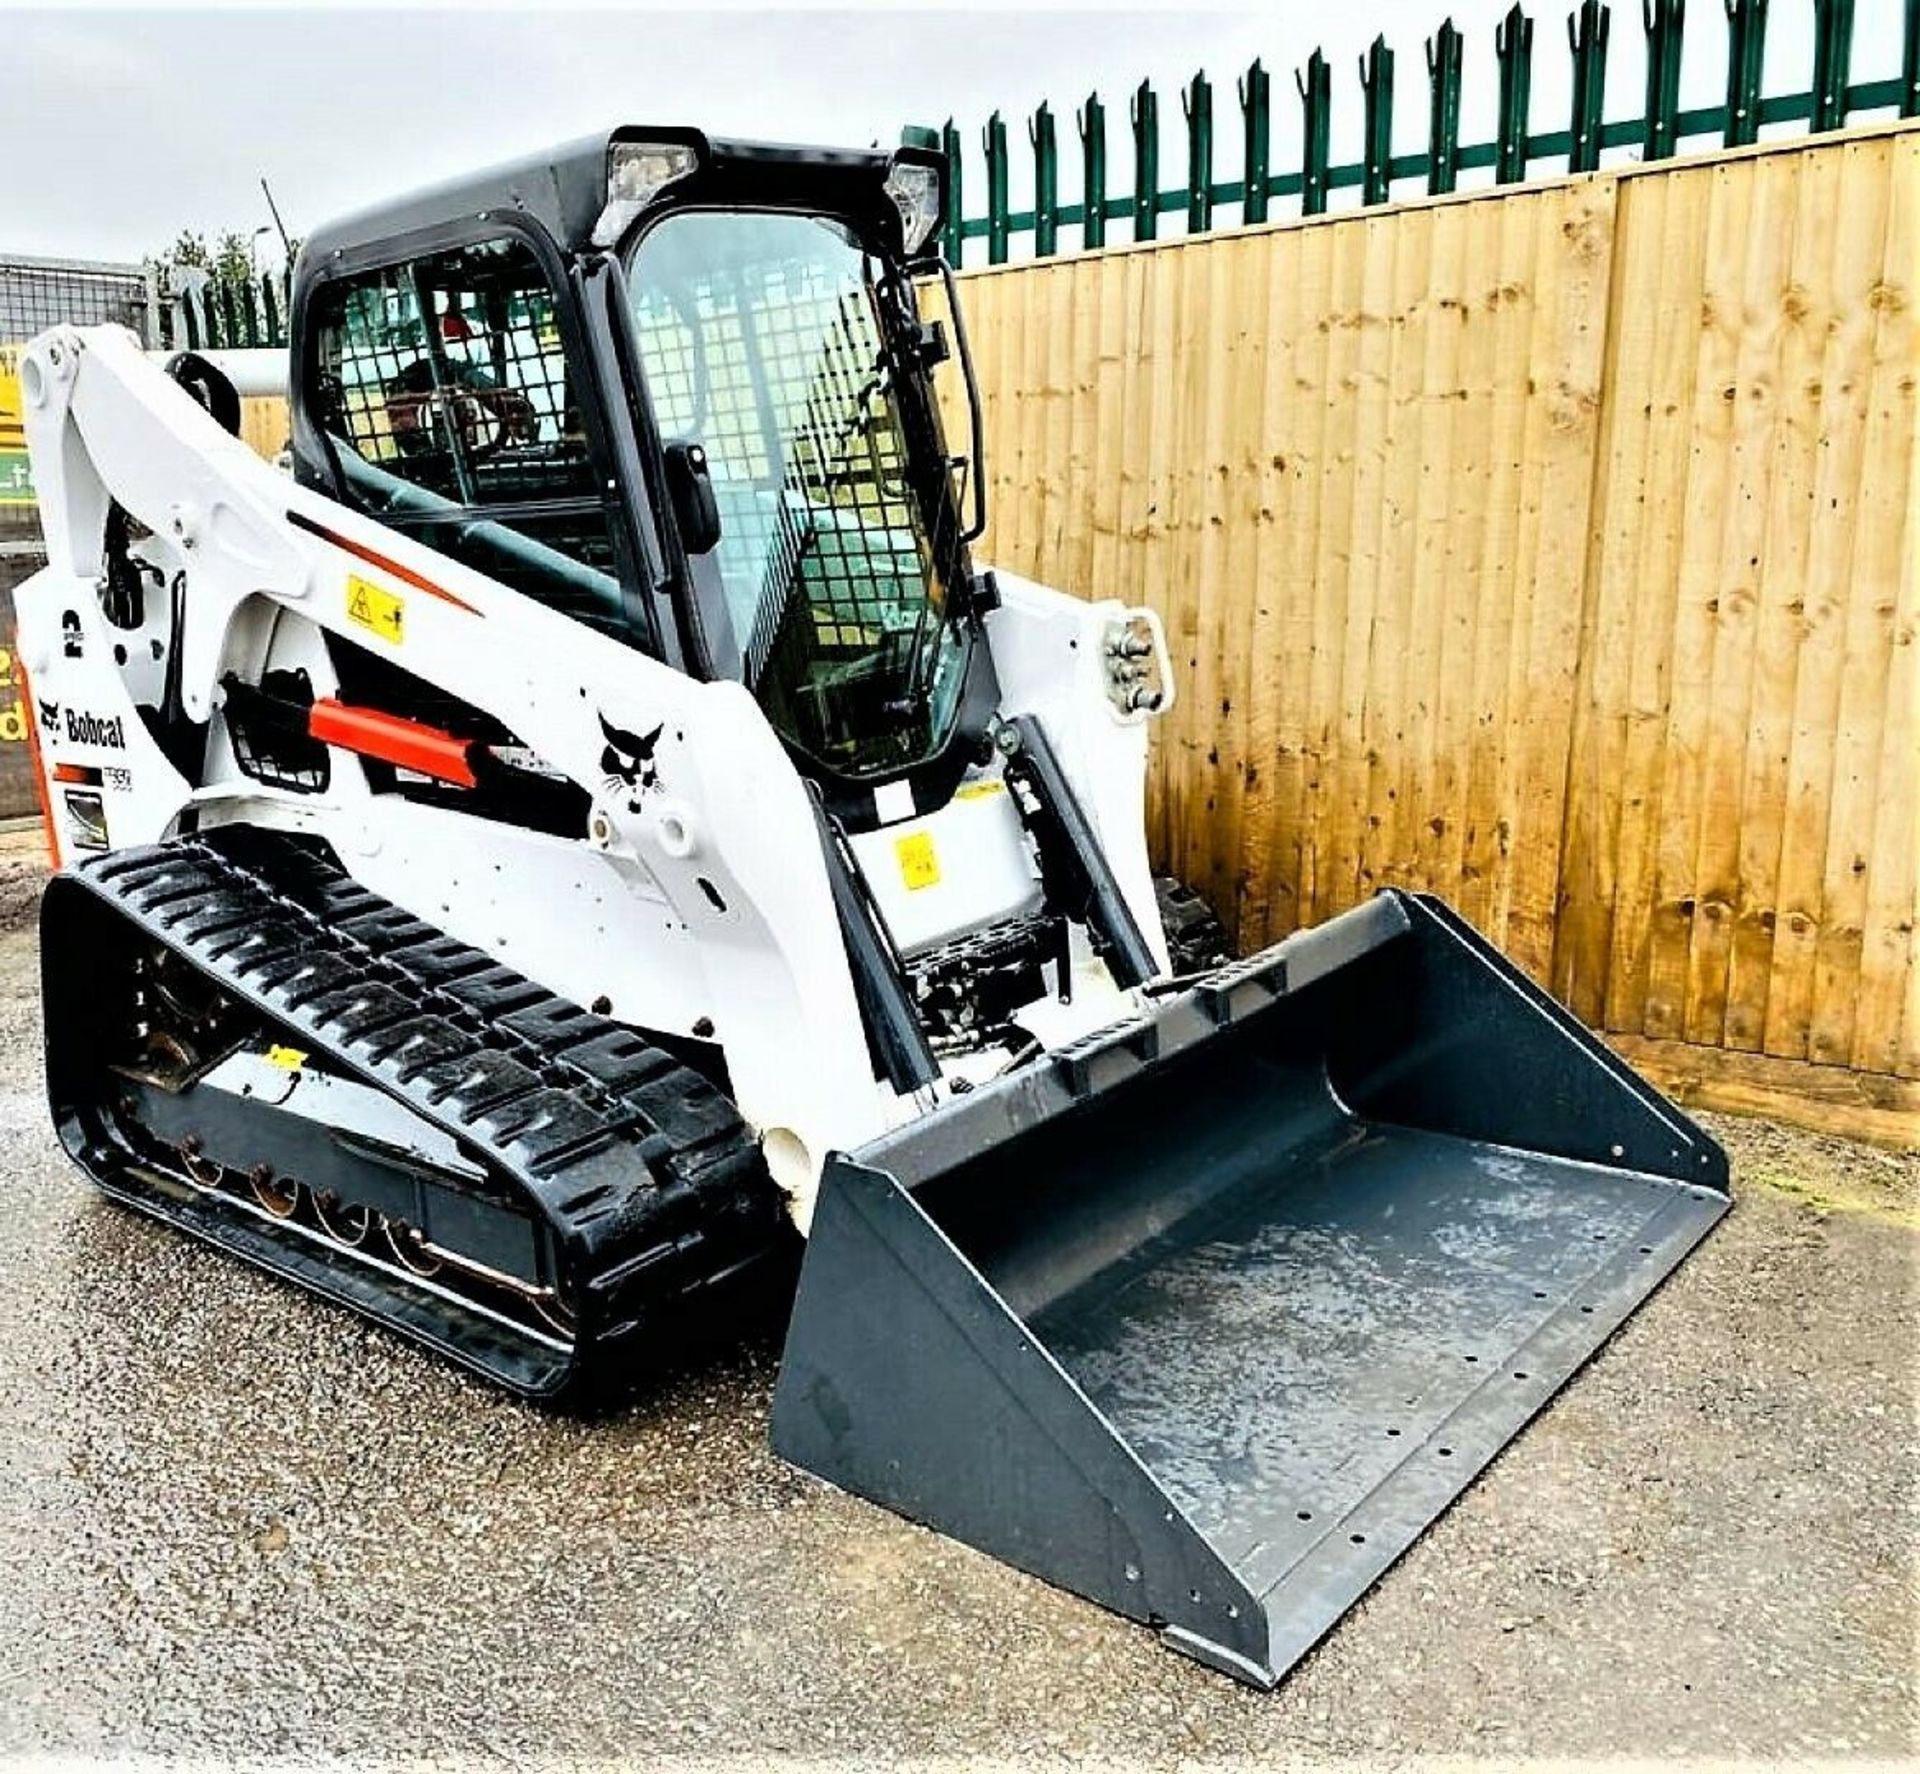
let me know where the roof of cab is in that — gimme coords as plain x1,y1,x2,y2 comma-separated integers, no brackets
295,126,904,277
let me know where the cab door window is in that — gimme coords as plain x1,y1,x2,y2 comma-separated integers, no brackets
309,236,636,639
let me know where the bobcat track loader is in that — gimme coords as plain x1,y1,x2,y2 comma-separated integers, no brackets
14,127,1729,1687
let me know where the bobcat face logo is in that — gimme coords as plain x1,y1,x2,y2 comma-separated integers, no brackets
38,699,59,736
599,714,665,811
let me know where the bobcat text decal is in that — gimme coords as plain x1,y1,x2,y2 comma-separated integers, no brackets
40,701,128,749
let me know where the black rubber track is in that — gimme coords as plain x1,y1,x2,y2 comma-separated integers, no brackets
42,826,783,1400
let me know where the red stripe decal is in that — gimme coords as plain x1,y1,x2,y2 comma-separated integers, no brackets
286,509,484,616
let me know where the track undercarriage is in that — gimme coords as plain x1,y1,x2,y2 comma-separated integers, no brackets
46,828,783,1399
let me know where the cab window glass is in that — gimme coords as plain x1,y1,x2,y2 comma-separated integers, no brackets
310,237,632,638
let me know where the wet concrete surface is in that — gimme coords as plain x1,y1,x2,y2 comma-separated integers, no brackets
0,858,1912,1765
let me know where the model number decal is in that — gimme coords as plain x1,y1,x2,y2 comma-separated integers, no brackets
346,574,406,645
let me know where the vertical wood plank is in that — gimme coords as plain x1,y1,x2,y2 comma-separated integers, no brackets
1765,139,1890,1058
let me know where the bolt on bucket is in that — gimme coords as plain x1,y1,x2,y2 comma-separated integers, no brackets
771,891,1729,1686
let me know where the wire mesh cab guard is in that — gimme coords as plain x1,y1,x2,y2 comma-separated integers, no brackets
771,891,1730,1686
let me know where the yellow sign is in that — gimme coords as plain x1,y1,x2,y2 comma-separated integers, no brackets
0,345,22,448
263,1044,309,1070
895,831,941,892
953,778,1007,802
0,344,33,507
346,574,405,644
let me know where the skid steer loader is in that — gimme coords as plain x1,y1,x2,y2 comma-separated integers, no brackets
13,126,1729,1687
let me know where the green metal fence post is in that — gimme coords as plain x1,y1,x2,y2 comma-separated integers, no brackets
261,273,281,347
1298,49,1332,215
1906,0,1919,114
1240,57,1272,222
181,289,200,352
1360,35,1396,203
1031,102,1060,257
1184,71,1215,232
1131,79,1161,240
984,111,1010,263
1427,18,1465,194
1905,0,1919,114
218,282,238,350
1079,93,1109,248
1641,0,1686,159
1811,0,1856,130
1495,4,1536,183
1567,0,1611,173
1723,0,1768,146
941,120,965,265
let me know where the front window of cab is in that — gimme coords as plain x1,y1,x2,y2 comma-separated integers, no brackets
624,209,969,781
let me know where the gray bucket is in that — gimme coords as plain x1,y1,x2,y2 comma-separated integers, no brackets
771,892,1729,1685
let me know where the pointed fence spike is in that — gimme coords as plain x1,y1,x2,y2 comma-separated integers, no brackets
1495,3,1536,183
1361,34,1396,204
983,111,1010,264
1079,92,1109,248
1567,0,1611,172
1427,17,1465,194
1132,78,1161,240
1240,56,1272,223
1641,0,1686,160
1299,49,1332,216
942,119,965,266
1031,101,1060,257
1184,70,1215,232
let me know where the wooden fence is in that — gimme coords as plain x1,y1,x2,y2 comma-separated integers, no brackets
959,121,1918,1141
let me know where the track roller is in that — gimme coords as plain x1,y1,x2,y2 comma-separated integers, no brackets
249,1165,301,1220
312,1189,373,1247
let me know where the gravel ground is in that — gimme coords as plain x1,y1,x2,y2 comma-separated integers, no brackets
0,854,1912,1767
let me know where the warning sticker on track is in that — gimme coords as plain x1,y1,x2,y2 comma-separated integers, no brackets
346,575,405,645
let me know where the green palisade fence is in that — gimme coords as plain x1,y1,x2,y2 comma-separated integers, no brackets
928,0,1919,265
167,272,293,355
153,0,1920,348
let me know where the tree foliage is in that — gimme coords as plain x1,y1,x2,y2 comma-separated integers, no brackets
147,228,294,299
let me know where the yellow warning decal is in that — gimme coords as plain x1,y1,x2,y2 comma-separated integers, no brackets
953,779,1007,802
895,831,941,892
263,1044,309,1071
346,574,405,645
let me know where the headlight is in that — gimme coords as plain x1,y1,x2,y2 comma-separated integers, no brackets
884,159,942,257
592,140,698,248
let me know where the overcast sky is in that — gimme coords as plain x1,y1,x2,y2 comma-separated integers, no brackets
2,0,1899,265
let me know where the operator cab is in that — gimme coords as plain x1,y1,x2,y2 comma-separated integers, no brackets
289,127,993,818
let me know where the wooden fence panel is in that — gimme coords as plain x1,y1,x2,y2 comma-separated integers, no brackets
1553,131,1918,1089
968,173,1622,985
960,122,1919,1130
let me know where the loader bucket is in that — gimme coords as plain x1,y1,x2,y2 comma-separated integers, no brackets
771,891,1730,1687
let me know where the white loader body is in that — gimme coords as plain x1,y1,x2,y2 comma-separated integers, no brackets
16,323,1169,1224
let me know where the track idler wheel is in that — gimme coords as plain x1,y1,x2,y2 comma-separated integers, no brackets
312,1189,373,1247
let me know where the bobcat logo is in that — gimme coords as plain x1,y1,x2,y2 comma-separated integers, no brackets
37,699,59,736
599,714,665,811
